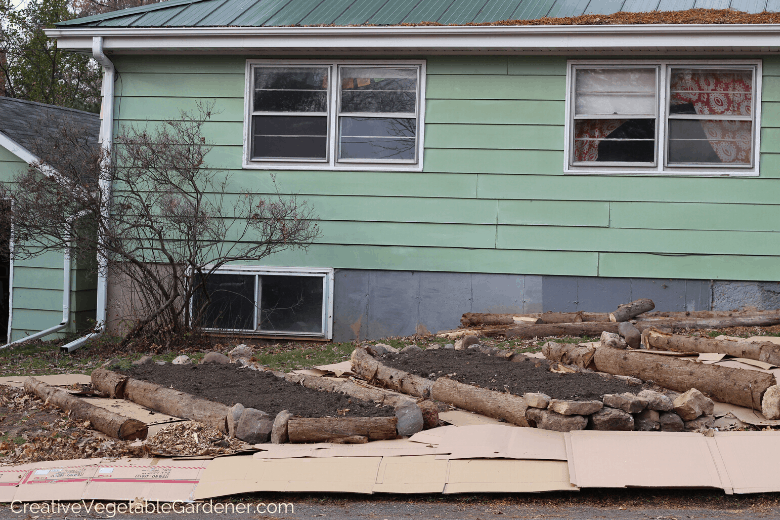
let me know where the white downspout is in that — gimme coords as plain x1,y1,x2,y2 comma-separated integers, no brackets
60,36,114,353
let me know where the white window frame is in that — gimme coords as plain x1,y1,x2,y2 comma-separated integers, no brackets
564,59,762,177
195,265,334,340
243,59,426,172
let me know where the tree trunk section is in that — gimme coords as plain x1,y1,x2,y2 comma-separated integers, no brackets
501,322,621,339
123,376,229,433
541,342,596,369
537,312,610,324
643,328,780,365
591,347,774,409
642,310,780,320
636,315,780,332
610,299,656,322
91,368,128,399
430,378,529,427
287,417,397,443
351,348,433,398
24,377,148,440
460,312,609,327
285,372,415,408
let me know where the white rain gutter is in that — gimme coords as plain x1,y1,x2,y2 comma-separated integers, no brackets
44,23,780,54
60,36,114,353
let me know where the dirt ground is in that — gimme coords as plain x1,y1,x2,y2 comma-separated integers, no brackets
125,363,395,418
380,349,650,401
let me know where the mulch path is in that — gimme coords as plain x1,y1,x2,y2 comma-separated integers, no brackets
126,363,395,418
380,349,649,401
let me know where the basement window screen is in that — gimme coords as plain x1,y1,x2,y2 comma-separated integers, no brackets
566,61,759,175
245,61,425,170
193,269,333,338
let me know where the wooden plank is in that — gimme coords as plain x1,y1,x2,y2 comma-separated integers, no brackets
11,288,65,312
426,56,508,75
761,129,780,152
761,56,780,76
424,149,563,174
757,153,780,178
12,267,64,289
116,120,242,146
599,252,780,281
10,309,65,330
498,200,609,227
0,146,26,163
759,101,780,127
507,56,567,76
427,75,565,100
425,124,563,151
14,253,65,270
113,55,246,74
760,76,780,102
610,201,780,232
118,73,244,97
425,99,565,125
314,221,499,249
115,97,245,122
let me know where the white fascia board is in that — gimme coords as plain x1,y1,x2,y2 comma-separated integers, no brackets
0,131,39,165
45,24,780,53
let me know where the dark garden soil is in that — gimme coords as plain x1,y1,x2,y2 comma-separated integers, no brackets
126,363,395,418
380,349,650,401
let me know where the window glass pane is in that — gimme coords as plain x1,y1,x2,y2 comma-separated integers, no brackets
669,69,753,117
575,68,656,116
667,119,752,165
574,119,655,163
253,67,328,112
252,115,327,159
195,274,255,330
339,117,416,160
259,275,324,334
340,67,417,113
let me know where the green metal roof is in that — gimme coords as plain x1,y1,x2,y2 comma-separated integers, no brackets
56,0,779,27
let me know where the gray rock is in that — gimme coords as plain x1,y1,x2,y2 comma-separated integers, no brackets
524,392,551,409
602,393,648,414
271,410,293,444
618,321,642,349
400,345,423,355
395,403,424,436
762,385,780,420
132,355,153,366
673,388,714,421
589,407,634,431
427,344,441,350
659,412,685,432
227,403,245,438
600,331,628,350
636,409,660,423
455,335,480,351
444,343,455,350
526,408,588,432
634,409,661,431
202,352,230,364
685,414,715,431
548,399,603,416
638,389,674,412
367,343,389,356
235,408,274,444
172,355,191,365
229,344,253,361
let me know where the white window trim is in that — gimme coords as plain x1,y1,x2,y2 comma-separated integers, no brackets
195,265,334,340
243,59,426,172
564,59,762,177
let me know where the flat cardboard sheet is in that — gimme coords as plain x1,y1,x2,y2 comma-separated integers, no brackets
444,459,576,494
438,410,505,426
373,455,448,493
635,350,694,357
408,425,458,446
698,353,727,363
712,431,780,494
435,425,567,461
252,439,448,459
313,361,355,377
10,459,101,502
0,373,91,388
712,401,780,426
565,431,724,490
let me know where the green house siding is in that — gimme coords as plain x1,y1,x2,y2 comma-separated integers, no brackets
0,145,96,342
110,54,780,282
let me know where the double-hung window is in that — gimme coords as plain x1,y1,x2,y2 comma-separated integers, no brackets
244,60,425,171
565,60,760,175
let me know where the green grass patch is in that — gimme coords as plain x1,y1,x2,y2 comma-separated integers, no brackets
252,342,355,372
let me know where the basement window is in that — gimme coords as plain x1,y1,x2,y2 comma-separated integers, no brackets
193,267,334,339
244,60,425,171
565,60,760,176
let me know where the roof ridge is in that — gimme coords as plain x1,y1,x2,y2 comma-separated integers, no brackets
0,97,99,118
56,0,208,26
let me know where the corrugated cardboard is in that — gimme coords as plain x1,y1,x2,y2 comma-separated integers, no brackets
712,431,780,493
565,431,724,490
698,353,727,363
252,439,448,459
0,373,91,388
712,401,780,426
435,425,567,461
373,455,448,493
0,467,27,502
313,361,355,377
13,462,100,502
444,459,576,494
85,459,209,501
438,410,505,426
409,425,458,446
731,358,777,370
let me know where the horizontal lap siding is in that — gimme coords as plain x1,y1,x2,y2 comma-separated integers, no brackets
109,55,780,281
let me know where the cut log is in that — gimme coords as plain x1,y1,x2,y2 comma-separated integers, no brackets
285,372,415,408
537,312,610,324
618,322,642,349
591,347,774,409
541,341,596,369
123,376,230,433
24,377,147,441
501,322,621,339
610,299,655,323
460,312,609,327
350,348,433,398
636,314,780,332
286,417,397,443
640,310,780,320
643,328,780,365
430,378,529,427
91,368,128,399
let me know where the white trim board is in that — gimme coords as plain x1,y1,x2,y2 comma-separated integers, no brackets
0,131,39,166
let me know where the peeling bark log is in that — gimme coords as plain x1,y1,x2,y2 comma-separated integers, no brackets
285,372,415,408
610,299,655,323
91,368,128,399
287,417,397,443
123,376,230,433
643,329,780,365
542,341,596,369
24,377,148,440
635,315,780,332
500,322,621,339
350,348,433,398
537,312,611,324
430,378,529,427
641,310,780,320
460,312,609,327
591,347,774,409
